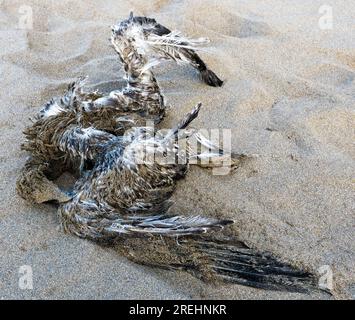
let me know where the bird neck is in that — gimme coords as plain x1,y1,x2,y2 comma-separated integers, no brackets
119,47,166,121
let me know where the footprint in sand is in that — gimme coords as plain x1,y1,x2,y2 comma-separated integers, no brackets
228,80,275,117
268,98,320,155
304,64,354,88
306,108,355,156
26,27,93,62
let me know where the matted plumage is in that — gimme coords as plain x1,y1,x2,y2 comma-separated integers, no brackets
16,13,324,294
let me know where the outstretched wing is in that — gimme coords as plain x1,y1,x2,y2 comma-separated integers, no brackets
120,236,321,294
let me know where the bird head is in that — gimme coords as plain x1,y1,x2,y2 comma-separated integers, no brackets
111,12,149,57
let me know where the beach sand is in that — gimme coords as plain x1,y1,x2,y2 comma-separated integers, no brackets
0,0,354,299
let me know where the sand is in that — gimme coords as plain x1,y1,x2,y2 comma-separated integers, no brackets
0,0,354,299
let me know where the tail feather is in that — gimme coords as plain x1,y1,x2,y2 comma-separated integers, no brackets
185,239,319,293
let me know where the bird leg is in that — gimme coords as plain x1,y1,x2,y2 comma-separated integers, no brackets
173,129,248,174
152,104,247,173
